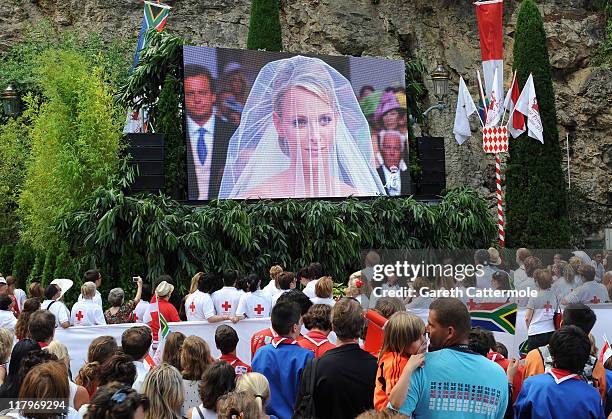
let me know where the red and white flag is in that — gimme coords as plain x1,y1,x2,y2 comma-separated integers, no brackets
485,68,503,127
599,335,612,364
514,74,543,143
475,0,504,101
503,72,526,138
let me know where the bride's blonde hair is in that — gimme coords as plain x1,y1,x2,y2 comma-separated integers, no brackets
272,58,337,117
236,372,271,414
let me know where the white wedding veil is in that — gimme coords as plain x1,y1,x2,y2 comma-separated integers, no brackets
219,55,386,199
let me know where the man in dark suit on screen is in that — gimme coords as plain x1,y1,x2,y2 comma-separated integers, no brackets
184,64,236,200
376,130,411,196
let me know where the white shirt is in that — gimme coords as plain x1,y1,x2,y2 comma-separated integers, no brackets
382,165,402,196
188,115,216,200
309,296,335,307
551,279,574,301
262,279,280,298
236,290,272,318
0,310,17,330
515,277,536,307
476,266,496,289
78,290,102,308
41,299,70,327
185,290,216,321
14,289,26,312
211,287,242,316
133,300,150,323
271,289,292,307
182,379,201,416
512,265,529,289
70,299,106,326
190,403,217,419
564,281,609,305
527,288,556,336
132,360,148,392
302,279,319,299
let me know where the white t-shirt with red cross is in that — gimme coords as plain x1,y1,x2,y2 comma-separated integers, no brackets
236,290,272,318
133,300,150,323
185,290,216,321
526,288,556,336
70,299,106,326
564,281,609,305
212,287,242,316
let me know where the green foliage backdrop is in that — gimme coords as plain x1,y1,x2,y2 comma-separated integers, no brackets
18,49,125,251
247,0,283,52
505,0,570,248
56,186,496,295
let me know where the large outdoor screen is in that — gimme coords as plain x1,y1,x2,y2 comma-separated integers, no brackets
183,46,408,201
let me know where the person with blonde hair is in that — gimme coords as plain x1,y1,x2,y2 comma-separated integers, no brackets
346,271,370,311
0,328,13,385
181,335,214,415
551,261,574,300
310,276,335,307
219,55,385,199
141,363,184,419
236,372,272,417
375,312,426,410
262,265,284,298
45,340,90,411
71,282,106,326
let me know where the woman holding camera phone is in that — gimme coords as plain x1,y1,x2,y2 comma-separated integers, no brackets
104,276,143,324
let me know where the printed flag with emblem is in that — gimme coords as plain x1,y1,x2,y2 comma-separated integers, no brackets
467,300,517,334
124,1,172,134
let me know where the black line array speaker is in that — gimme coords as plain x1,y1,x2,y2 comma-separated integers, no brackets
125,133,165,193
416,136,446,197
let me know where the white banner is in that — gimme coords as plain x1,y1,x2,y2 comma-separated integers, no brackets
55,318,271,379
53,305,612,378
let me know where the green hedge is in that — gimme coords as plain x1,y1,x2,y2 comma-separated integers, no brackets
58,186,496,295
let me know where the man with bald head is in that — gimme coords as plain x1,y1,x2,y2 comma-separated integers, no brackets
376,130,411,196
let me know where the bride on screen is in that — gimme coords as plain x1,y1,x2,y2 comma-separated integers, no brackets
219,55,386,199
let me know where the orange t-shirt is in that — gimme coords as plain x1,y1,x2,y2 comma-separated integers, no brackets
373,351,409,411
296,331,336,357
523,347,607,400
487,351,523,403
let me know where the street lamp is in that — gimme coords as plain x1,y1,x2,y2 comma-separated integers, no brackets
1,85,20,117
422,62,450,118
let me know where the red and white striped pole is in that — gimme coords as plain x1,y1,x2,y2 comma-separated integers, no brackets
495,153,505,248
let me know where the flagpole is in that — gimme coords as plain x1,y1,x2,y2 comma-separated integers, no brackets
476,69,488,122
566,133,571,189
495,154,505,248
500,70,517,127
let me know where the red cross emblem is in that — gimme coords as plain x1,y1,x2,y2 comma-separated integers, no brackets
189,301,196,313
76,311,84,321
222,301,232,312
254,304,264,315
591,296,600,304
543,301,552,312
133,313,139,322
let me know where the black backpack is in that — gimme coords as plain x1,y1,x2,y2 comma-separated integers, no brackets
293,357,319,419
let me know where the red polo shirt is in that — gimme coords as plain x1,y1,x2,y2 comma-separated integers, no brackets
296,330,336,357
219,353,252,375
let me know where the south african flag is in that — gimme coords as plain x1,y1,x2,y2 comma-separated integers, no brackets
468,300,517,334
159,310,170,340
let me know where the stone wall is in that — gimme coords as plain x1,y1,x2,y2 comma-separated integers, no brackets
2,0,610,243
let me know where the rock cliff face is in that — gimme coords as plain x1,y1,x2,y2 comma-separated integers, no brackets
2,0,610,242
